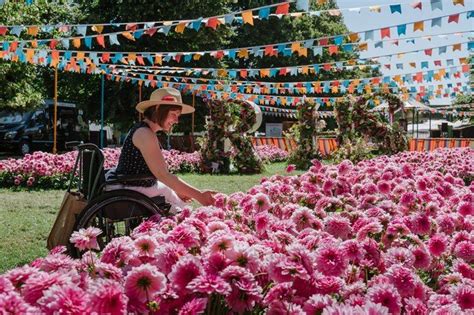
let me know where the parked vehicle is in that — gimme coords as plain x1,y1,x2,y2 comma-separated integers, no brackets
0,99,85,155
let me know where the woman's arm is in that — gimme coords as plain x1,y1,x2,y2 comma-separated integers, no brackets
132,127,215,206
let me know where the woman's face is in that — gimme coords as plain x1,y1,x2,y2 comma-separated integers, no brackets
162,109,182,132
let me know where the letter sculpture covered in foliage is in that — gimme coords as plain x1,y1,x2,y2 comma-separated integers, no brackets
200,99,263,174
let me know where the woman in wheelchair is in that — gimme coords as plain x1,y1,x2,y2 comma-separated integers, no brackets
108,87,217,211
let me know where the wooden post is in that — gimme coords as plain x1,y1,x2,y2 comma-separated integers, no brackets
53,67,58,154
191,91,196,151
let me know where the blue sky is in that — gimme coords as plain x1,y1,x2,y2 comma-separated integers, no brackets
335,0,473,105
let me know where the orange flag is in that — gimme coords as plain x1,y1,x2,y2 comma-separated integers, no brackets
241,10,254,25
72,38,81,48
413,21,424,32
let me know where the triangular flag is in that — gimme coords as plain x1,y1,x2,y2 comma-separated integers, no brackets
206,17,220,29
241,10,254,25
238,48,249,58
424,48,432,56
27,26,39,36
328,45,338,55
109,34,120,45
175,22,186,33
121,31,135,41
72,38,81,48
411,1,422,10
452,43,461,51
431,17,442,27
275,3,290,15
448,14,459,23
92,25,104,33
348,33,359,42
380,27,390,39
0,27,7,36
397,24,407,36
452,0,464,5
430,0,443,11
291,42,301,52
390,4,402,14
96,35,105,48
413,21,424,32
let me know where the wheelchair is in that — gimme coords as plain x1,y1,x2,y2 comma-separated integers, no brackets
67,143,171,256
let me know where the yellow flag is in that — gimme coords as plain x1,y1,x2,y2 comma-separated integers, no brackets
291,42,301,52
438,69,446,76
452,43,461,51
374,98,381,105
301,66,309,74
409,62,416,68
72,38,81,48
237,49,249,59
331,85,339,93
154,55,162,65
299,47,308,57
27,26,39,36
413,21,424,32
349,33,359,42
369,6,381,12
453,0,464,5
76,52,85,60
128,53,137,63
175,22,186,34
365,85,372,93
358,43,368,51
193,54,202,60
92,25,104,33
217,69,227,77
260,69,270,77
241,10,254,25
121,31,135,41
317,0,327,4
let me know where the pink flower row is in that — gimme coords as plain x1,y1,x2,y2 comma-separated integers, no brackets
1,148,473,314
0,145,288,187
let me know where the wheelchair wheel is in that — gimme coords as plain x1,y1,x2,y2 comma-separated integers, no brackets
70,190,164,256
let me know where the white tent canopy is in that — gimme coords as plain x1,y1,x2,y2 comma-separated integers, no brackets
370,98,435,112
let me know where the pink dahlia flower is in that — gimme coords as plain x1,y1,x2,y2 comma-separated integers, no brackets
69,226,102,251
178,297,208,315
315,246,348,277
428,234,448,257
367,283,401,314
124,264,167,302
89,279,128,315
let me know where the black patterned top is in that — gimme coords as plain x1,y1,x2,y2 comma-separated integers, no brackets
116,121,156,187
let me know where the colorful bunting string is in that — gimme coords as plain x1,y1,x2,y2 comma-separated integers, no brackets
1,10,470,60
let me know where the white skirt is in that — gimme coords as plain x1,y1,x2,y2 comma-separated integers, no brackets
106,181,186,213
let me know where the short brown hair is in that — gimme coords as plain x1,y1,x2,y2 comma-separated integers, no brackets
143,104,182,127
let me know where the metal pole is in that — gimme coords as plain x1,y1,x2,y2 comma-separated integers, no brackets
416,110,419,138
100,74,105,148
429,112,432,137
411,109,415,138
53,67,58,154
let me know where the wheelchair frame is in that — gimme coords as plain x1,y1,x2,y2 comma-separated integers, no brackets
67,143,171,255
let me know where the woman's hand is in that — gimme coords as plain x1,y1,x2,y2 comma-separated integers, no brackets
197,190,218,206
177,193,192,203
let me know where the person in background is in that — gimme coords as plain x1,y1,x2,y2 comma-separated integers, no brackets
111,87,217,211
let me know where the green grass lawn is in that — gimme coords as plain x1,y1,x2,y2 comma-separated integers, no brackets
0,162,303,273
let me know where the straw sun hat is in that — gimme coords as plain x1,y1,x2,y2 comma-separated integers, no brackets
135,87,195,114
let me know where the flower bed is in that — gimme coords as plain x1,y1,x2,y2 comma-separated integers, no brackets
0,146,288,189
0,148,201,189
1,148,473,313
254,145,289,163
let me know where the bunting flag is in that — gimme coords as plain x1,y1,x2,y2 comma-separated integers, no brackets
2,29,469,69
0,2,294,39
108,55,469,82
4,39,469,80
1,10,470,53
